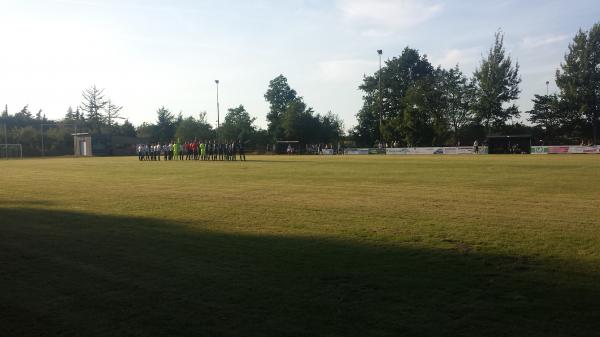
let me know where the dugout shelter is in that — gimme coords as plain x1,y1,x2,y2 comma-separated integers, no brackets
487,135,532,154
274,140,300,154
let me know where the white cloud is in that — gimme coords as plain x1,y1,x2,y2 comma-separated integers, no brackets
337,0,443,32
317,59,377,82
432,48,481,70
521,34,569,49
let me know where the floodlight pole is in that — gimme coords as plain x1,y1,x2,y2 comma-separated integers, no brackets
215,79,220,141
40,121,55,157
3,122,7,160
41,120,44,156
546,81,549,96
377,49,383,147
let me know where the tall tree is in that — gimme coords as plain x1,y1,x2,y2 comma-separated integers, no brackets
136,122,157,140
13,105,34,128
155,106,176,142
65,106,76,121
221,105,256,141
114,120,137,138
355,47,436,146
317,111,344,144
472,31,521,133
401,78,442,146
353,96,379,146
35,109,44,121
16,105,32,119
79,85,107,134
75,107,84,122
264,75,299,140
175,114,214,141
104,100,123,130
556,23,600,145
281,100,312,142
528,94,563,144
440,65,475,145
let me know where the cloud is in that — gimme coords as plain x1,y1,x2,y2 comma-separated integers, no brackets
521,34,569,49
432,48,481,69
337,0,443,32
317,59,377,82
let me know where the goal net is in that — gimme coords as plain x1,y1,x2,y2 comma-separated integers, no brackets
0,144,23,159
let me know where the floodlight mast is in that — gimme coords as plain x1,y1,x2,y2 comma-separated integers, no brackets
215,80,220,141
3,117,7,160
41,120,45,156
377,49,383,146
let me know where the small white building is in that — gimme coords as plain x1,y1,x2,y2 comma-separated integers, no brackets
73,133,92,156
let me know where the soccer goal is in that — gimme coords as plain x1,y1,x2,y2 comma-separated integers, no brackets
0,144,23,159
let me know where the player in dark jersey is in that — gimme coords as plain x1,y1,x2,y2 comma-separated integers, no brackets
231,140,237,161
238,140,246,161
212,141,217,161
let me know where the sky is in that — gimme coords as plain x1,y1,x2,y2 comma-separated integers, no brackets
0,0,599,130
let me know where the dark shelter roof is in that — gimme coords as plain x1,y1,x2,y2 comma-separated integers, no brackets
486,135,532,139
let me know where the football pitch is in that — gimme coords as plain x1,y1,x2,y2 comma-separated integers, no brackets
1,155,599,337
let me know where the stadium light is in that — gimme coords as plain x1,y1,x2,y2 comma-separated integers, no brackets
215,80,220,140
546,81,549,96
3,115,7,160
377,49,383,146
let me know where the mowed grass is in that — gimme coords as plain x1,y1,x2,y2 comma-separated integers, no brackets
1,155,599,337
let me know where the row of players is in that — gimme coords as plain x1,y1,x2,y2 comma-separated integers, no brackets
137,140,246,161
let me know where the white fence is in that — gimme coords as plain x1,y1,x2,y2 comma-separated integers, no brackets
386,147,477,155
531,146,600,154
344,148,371,155
343,145,599,155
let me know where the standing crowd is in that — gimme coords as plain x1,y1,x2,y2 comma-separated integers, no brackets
137,140,246,162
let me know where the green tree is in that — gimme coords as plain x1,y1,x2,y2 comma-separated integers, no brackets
353,100,379,147
15,105,32,120
265,74,343,146
79,85,108,134
175,114,214,141
528,94,563,144
317,111,344,144
401,79,441,146
264,75,299,140
221,105,256,141
281,100,316,142
355,47,436,146
13,105,34,128
440,65,475,145
136,122,157,140
472,31,521,133
155,106,176,142
556,23,600,145
74,107,84,122
114,120,137,138
12,126,40,156
65,106,76,121
103,100,123,131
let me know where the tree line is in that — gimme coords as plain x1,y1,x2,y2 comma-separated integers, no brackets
0,77,344,156
1,23,599,156
354,24,600,147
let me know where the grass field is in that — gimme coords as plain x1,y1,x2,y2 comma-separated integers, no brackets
1,155,600,337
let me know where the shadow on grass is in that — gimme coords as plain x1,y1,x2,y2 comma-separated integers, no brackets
0,207,598,337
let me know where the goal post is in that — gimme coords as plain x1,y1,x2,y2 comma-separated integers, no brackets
0,144,23,159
